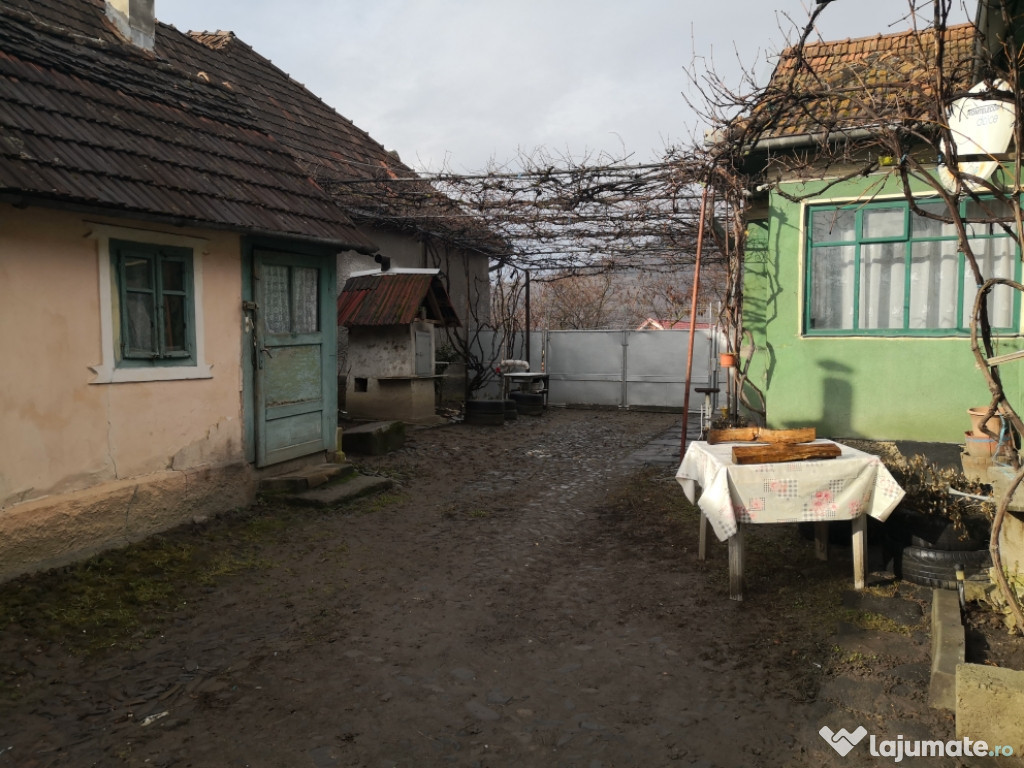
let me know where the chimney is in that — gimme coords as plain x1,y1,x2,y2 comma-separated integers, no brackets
106,0,156,51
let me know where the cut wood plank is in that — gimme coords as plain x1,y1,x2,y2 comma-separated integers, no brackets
707,427,759,444
756,427,816,444
731,442,841,465
707,426,816,444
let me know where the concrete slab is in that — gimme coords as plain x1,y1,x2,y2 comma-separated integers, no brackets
956,662,1024,749
341,421,406,455
259,463,355,493
283,475,394,508
929,588,965,710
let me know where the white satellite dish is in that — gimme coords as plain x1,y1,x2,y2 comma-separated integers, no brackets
938,79,1016,193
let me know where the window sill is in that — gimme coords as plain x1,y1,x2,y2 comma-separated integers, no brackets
89,363,213,384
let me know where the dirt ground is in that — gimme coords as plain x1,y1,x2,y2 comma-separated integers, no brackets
0,408,1019,767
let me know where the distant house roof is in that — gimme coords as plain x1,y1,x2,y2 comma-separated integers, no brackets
752,24,977,142
337,272,461,328
636,319,713,331
0,1,374,250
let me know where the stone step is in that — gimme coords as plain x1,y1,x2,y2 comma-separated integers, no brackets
282,474,394,508
259,462,357,493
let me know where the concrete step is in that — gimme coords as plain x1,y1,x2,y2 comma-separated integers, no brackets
259,462,357,493
281,474,394,508
341,421,406,455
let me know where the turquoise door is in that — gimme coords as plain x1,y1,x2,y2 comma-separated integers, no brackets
251,248,337,467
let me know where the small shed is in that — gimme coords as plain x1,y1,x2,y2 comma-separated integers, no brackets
337,269,460,423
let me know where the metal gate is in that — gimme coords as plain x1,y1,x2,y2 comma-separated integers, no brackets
472,328,719,410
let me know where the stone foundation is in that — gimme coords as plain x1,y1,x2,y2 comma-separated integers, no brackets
0,462,257,583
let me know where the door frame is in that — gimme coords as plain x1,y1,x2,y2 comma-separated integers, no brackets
241,238,338,467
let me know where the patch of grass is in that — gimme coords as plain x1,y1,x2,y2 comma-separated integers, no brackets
351,491,407,515
0,505,304,659
841,608,915,635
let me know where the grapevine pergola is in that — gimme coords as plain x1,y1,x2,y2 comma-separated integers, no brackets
317,148,730,278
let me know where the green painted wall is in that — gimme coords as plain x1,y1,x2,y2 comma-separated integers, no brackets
745,173,1024,443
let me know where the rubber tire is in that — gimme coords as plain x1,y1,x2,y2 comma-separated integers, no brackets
886,508,987,551
464,399,505,426
504,399,518,421
897,544,991,590
509,391,544,416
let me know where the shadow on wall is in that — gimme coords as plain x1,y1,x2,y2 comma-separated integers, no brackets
817,359,853,437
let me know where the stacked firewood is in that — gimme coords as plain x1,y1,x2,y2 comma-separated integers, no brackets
707,427,840,464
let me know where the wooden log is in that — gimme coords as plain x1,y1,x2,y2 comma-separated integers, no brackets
707,427,759,444
731,442,841,465
756,427,816,444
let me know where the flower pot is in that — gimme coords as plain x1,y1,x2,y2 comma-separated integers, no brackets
719,352,737,368
964,431,998,457
967,406,1001,437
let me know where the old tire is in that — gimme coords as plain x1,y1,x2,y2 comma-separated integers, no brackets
464,399,505,426
897,544,991,590
504,399,518,421
886,508,988,551
509,391,544,416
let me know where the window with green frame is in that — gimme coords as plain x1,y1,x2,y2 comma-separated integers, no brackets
111,239,196,365
805,198,1021,335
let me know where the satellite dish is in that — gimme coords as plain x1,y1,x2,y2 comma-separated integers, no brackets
937,79,1015,193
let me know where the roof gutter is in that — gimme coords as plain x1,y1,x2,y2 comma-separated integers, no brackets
745,126,890,154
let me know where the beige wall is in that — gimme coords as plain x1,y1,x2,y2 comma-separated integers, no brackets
0,206,255,580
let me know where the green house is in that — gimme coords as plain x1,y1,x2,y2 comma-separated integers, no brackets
735,2,1024,444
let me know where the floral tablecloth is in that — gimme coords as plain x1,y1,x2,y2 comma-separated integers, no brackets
675,440,905,541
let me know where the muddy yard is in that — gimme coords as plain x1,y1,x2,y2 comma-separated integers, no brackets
0,408,1005,767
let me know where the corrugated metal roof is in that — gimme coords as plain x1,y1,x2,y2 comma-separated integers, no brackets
337,273,461,328
0,1,375,250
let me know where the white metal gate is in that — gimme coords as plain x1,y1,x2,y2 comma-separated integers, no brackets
472,328,719,410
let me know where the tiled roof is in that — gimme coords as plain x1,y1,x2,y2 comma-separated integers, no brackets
754,24,977,140
337,272,461,328
0,0,374,249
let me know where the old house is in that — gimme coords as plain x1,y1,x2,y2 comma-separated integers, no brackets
734,9,1023,444
0,0,493,580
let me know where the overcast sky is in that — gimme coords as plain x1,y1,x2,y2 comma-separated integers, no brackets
155,0,978,173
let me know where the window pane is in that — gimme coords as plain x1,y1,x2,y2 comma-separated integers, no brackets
162,258,185,293
909,241,959,328
124,256,152,289
912,203,958,238
810,245,855,330
125,292,156,354
862,208,904,240
859,242,905,329
812,209,856,243
291,267,319,333
964,236,1016,328
264,265,290,334
966,199,1018,236
162,294,187,352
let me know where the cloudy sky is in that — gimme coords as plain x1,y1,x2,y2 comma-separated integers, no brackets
156,0,977,173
